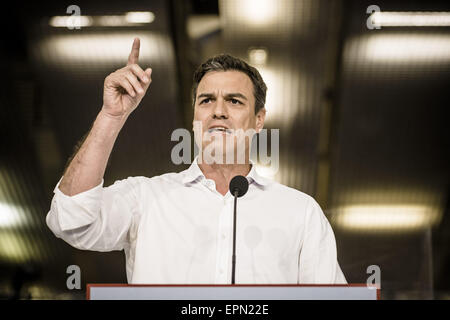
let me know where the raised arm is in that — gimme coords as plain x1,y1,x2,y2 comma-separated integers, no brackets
59,38,152,196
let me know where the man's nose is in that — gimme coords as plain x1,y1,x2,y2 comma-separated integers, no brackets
212,98,228,119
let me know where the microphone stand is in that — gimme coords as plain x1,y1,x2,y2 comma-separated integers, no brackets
231,190,238,285
229,175,248,285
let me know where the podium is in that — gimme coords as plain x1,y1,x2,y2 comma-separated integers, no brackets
87,284,379,300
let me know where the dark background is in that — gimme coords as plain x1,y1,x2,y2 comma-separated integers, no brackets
0,0,448,299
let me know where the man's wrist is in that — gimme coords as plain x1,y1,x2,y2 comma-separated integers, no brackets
94,109,128,139
98,108,129,123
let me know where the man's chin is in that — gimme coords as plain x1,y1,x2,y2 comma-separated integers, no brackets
199,146,248,165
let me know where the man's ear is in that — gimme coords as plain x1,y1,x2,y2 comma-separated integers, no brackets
255,108,266,133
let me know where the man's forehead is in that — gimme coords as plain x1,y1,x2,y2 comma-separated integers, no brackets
197,70,253,95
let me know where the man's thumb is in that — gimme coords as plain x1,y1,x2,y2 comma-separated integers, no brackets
142,68,152,91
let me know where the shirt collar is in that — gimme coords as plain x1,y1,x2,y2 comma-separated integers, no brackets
181,157,204,184
181,156,271,187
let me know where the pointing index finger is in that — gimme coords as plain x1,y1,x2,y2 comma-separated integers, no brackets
127,37,140,65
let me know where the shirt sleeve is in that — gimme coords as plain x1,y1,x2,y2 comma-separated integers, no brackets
298,196,347,284
46,176,142,252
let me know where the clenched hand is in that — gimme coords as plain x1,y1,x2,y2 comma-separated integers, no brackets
102,37,152,118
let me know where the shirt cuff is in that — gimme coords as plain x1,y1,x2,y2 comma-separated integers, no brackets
53,177,104,231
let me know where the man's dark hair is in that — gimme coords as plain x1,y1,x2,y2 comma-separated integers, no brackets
192,54,267,114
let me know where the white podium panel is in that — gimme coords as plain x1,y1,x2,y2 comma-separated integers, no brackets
87,284,379,300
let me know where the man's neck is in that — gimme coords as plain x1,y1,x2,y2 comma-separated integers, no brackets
198,161,251,196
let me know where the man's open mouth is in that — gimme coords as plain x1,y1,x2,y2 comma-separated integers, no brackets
208,127,232,134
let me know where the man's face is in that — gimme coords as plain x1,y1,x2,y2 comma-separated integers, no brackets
193,70,266,163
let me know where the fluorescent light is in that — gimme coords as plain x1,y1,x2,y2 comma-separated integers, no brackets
242,0,277,26
332,204,440,232
34,33,167,65
96,15,126,27
258,67,279,118
0,202,29,228
255,65,306,130
370,12,450,27
49,12,154,28
346,34,450,65
125,11,155,24
364,34,450,63
220,0,306,38
49,16,93,28
248,48,268,66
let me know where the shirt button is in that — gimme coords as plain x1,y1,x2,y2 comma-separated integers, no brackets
220,269,224,274
221,233,226,239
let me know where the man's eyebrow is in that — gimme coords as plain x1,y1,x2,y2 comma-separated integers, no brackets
224,93,248,100
197,92,248,101
197,93,215,99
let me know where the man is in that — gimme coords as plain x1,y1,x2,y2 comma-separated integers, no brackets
46,38,346,284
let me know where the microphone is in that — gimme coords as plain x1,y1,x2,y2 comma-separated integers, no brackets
229,175,249,285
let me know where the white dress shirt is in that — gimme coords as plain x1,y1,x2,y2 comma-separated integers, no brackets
46,158,347,284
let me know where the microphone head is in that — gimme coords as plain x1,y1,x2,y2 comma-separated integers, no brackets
229,175,249,198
